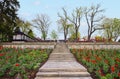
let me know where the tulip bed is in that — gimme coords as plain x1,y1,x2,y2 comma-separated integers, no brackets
71,48,120,79
0,46,52,79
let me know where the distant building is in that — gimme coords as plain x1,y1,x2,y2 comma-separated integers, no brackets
116,36,120,42
13,28,40,42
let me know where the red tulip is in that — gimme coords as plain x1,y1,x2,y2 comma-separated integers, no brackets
118,72,120,77
0,46,3,50
115,64,118,67
96,57,101,61
111,66,115,72
91,60,96,64
104,60,109,64
115,58,120,62
0,53,4,56
15,63,20,66
101,73,105,76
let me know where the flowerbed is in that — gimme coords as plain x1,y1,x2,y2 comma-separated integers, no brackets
71,48,120,79
0,46,52,79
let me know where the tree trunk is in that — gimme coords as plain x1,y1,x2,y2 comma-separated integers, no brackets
7,34,13,42
43,37,45,40
64,35,67,42
88,35,90,41
75,29,78,42
88,33,92,41
114,36,118,42
64,30,67,42
87,25,90,41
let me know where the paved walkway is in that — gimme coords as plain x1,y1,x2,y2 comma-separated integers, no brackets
35,43,92,79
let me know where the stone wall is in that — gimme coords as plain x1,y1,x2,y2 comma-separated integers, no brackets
0,42,56,49
1,42,120,49
67,42,120,49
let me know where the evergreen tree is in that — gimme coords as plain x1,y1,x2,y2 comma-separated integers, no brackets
0,0,20,41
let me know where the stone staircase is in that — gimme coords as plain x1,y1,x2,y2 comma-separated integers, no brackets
35,43,92,79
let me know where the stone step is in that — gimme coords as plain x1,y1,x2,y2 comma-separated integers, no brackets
36,72,90,77
35,77,93,79
50,53,74,58
34,43,92,79
49,57,75,60
39,68,87,72
48,60,75,62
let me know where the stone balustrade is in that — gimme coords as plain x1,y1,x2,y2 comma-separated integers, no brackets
0,42,120,49
67,42,120,49
0,42,56,49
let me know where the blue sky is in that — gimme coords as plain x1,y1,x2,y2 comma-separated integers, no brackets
18,0,120,39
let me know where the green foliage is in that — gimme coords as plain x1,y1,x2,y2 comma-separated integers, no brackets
28,29,34,38
0,68,5,77
16,19,32,34
113,18,120,40
95,36,104,42
58,8,76,41
69,32,80,41
71,49,120,78
68,7,83,40
106,74,113,79
0,0,20,42
100,76,107,79
50,30,58,40
102,18,120,42
41,31,47,40
0,47,52,78
103,64,109,73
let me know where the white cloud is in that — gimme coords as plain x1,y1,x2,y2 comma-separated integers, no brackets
33,0,40,6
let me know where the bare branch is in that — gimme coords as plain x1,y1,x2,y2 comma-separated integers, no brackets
67,7,83,40
57,7,70,41
32,14,50,40
93,15,105,22
84,4,105,40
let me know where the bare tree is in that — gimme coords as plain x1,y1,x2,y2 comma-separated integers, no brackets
57,8,71,41
67,7,83,41
84,4,104,41
32,14,50,40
